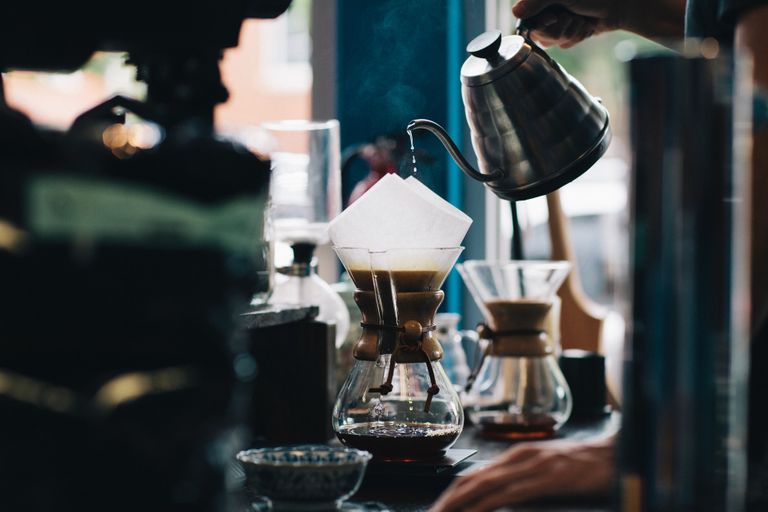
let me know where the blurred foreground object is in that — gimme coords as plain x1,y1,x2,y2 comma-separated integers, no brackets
620,50,750,512
0,1,291,510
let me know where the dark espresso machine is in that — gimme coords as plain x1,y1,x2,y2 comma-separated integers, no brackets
0,2,290,511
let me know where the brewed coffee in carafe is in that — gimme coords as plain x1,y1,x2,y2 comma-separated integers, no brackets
459,260,573,439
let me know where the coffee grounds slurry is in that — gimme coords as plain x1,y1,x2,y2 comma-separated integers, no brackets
348,269,443,293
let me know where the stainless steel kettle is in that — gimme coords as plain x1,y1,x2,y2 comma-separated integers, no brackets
409,27,611,201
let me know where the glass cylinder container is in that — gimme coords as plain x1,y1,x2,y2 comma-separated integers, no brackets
332,247,464,461
458,260,573,439
259,120,347,343
262,120,342,245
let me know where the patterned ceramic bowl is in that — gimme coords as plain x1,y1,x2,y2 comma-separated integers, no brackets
236,445,372,511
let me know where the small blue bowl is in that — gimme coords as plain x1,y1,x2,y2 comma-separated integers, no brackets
236,445,372,511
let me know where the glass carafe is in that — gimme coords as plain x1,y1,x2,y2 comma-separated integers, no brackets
458,260,573,439
271,243,350,347
332,247,464,461
262,119,342,245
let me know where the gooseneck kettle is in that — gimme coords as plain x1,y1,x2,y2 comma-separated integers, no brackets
409,22,611,201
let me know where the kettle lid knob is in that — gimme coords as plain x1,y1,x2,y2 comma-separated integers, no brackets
466,30,503,61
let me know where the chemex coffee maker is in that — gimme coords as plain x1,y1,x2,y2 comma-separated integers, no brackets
328,174,472,461
459,260,573,439
0,1,290,511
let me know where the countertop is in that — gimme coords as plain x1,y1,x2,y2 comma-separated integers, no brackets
350,413,620,512
242,304,319,329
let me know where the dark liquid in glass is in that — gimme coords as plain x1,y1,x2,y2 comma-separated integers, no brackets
336,422,461,461
473,411,557,440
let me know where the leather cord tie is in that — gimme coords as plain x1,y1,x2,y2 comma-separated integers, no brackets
476,323,545,339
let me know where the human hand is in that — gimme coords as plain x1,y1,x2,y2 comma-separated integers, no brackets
512,0,623,48
430,436,615,512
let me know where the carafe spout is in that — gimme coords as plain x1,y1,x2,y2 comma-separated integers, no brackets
407,119,502,183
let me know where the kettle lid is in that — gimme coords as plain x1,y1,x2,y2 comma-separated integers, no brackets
461,30,531,87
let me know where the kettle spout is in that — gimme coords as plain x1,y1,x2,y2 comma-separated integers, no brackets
407,119,502,183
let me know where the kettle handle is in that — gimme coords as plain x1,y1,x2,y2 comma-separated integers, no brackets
515,5,592,43
514,10,565,68
515,16,535,40
407,119,503,183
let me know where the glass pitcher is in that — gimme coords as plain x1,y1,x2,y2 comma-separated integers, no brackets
459,260,573,439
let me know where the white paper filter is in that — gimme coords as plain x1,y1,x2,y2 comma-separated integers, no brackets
328,174,471,252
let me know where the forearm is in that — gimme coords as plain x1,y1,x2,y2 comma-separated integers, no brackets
620,0,687,40
736,5,768,324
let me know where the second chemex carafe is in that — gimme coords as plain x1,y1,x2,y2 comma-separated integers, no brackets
332,247,465,461
459,260,573,439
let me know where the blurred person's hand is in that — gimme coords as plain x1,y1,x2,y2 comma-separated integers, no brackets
430,436,615,512
512,1,617,48
512,0,686,48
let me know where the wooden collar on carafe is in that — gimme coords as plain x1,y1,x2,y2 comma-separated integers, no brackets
481,299,554,357
352,290,444,362
465,300,555,393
